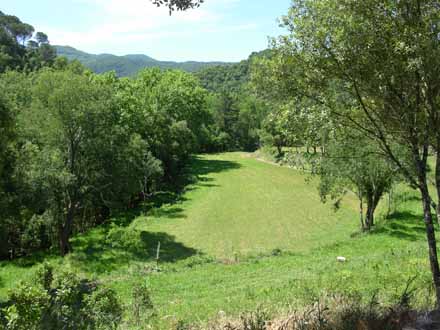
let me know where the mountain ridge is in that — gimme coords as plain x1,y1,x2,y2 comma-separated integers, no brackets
55,45,234,77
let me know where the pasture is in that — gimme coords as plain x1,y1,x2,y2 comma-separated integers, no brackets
0,153,432,328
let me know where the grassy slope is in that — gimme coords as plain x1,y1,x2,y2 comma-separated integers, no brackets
0,152,434,329
134,153,358,258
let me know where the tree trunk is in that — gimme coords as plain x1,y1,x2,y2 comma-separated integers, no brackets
365,197,374,230
420,182,440,307
59,226,70,256
387,187,393,218
435,145,440,227
365,192,375,230
364,188,383,231
276,145,282,158
358,191,365,231
59,204,75,256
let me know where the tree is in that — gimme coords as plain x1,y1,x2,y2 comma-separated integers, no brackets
117,68,210,179
261,0,440,305
0,11,56,72
0,94,17,257
35,32,48,45
318,129,397,231
260,107,290,158
235,94,268,152
150,0,203,13
19,69,161,255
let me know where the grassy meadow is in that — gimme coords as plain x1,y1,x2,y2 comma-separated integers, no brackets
0,152,435,328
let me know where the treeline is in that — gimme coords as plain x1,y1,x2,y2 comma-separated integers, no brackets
0,64,219,258
196,50,273,152
0,11,273,260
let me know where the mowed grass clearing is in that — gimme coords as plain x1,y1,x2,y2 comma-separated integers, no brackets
0,152,435,329
132,152,359,258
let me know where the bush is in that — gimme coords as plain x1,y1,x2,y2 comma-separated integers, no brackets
1,265,122,330
105,225,146,254
3,284,50,330
131,282,154,327
83,287,123,330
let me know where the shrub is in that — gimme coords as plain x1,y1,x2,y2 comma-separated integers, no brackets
105,225,146,254
131,282,154,327
1,265,122,330
83,287,123,330
3,283,50,330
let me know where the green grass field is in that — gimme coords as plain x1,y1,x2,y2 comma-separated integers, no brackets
134,153,359,258
0,152,435,329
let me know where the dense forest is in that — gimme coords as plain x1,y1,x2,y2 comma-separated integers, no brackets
0,10,271,260
3,0,440,329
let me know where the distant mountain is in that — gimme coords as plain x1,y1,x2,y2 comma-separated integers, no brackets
55,46,233,77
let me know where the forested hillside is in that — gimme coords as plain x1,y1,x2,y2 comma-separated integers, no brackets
195,49,272,93
55,45,232,76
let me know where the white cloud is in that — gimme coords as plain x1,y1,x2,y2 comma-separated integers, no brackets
40,0,258,60
42,0,255,59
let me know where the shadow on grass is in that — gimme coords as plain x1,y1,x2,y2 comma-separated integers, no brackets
114,156,241,224
150,207,186,219
70,230,199,274
70,156,242,273
0,249,60,269
372,211,426,241
1,155,241,271
188,155,242,177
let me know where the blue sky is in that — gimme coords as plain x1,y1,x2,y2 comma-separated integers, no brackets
2,0,292,62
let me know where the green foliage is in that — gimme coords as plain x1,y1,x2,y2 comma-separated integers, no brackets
131,282,154,327
3,284,49,330
106,225,147,254
35,263,53,291
196,61,249,94
116,68,210,177
0,95,14,215
0,64,214,257
252,0,440,305
2,265,122,330
83,287,123,330
196,50,272,94
0,153,435,329
18,69,155,254
317,129,399,230
204,92,269,152
150,0,203,13
0,11,56,73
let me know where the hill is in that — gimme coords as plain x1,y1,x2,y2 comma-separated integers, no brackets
195,49,273,93
55,45,233,76
0,152,431,329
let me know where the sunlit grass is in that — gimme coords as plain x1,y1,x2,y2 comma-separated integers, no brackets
0,152,435,329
